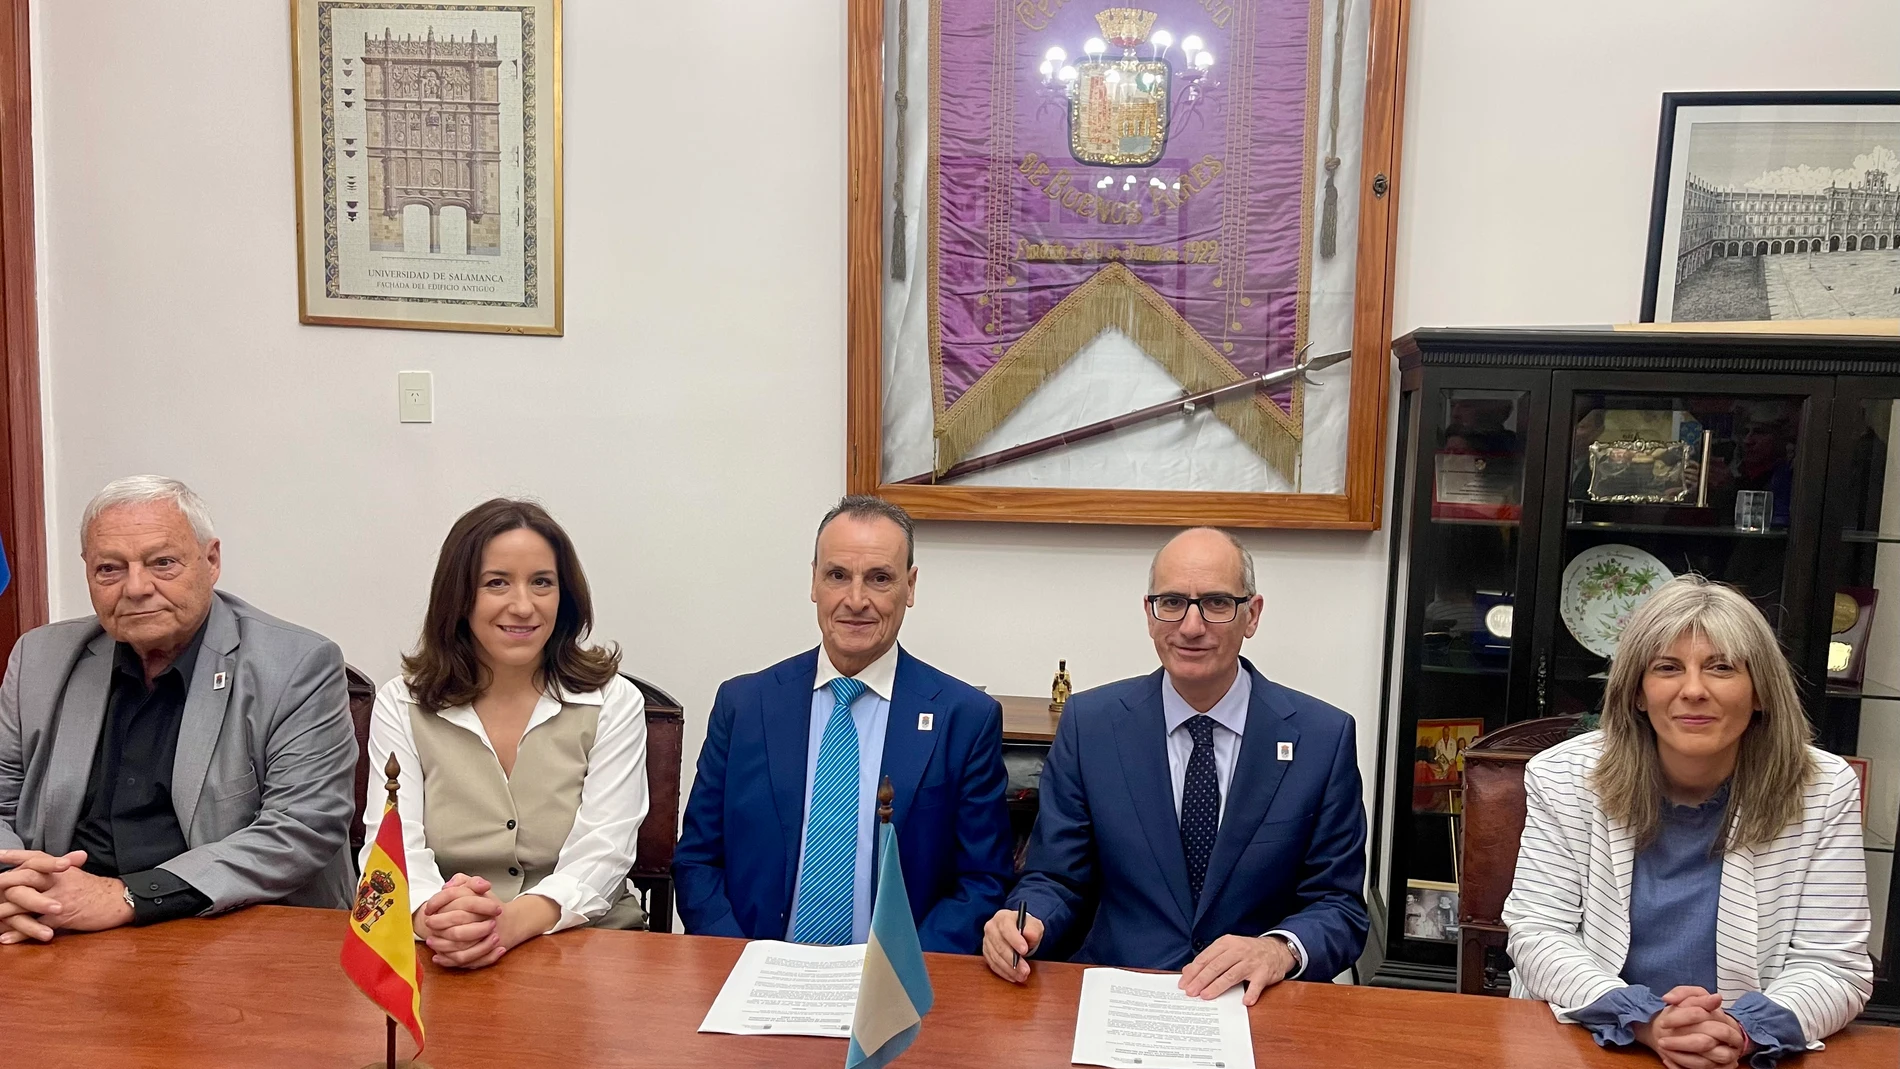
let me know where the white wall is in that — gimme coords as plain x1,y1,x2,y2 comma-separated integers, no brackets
28,0,1900,874
1394,0,1900,329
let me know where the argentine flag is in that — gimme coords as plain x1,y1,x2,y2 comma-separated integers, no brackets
846,822,934,1068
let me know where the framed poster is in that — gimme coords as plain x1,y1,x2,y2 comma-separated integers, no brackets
1640,91,1900,326
291,0,562,335
846,0,1410,527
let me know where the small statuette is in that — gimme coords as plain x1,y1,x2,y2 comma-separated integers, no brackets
1050,659,1073,713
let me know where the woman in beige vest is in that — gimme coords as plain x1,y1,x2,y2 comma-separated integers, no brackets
362,498,648,969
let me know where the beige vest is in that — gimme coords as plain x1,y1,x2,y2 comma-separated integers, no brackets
408,699,643,930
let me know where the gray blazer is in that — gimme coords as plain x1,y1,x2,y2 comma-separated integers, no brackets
0,590,356,911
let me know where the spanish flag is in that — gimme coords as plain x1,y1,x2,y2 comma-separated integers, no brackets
342,796,424,1052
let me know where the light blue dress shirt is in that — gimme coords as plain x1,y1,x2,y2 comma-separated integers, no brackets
1159,669,1308,977
785,645,897,945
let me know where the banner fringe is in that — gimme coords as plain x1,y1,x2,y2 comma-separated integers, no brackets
934,264,1300,479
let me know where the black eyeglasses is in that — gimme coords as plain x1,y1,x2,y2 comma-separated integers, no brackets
1146,593,1251,624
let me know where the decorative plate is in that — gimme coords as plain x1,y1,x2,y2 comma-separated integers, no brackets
1560,544,1674,659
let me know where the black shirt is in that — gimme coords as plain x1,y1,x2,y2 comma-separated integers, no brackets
70,624,213,925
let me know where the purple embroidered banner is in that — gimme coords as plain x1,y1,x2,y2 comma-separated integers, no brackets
929,0,1315,474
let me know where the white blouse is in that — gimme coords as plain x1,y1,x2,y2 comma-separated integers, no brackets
360,674,649,933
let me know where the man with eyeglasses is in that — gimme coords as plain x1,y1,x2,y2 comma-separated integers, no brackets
981,527,1368,1003
674,496,1012,953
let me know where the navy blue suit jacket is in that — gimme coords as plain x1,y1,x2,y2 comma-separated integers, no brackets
1007,659,1368,979
673,646,1012,953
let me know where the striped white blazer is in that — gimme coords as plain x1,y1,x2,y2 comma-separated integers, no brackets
1501,731,1872,1051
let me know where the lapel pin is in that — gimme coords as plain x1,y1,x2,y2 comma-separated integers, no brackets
917,713,934,732
1277,741,1293,761
213,671,228,691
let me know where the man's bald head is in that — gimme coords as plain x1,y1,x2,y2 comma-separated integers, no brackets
1145,527,1262,710
1148,527,1255,596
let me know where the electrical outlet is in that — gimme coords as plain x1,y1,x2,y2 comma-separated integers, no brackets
398,371,433,423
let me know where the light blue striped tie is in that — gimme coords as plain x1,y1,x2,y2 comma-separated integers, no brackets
791,675,868,945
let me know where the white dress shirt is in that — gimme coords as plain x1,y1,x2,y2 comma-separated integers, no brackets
785,642,898,945
1160,668,1307,977
361,674,649,934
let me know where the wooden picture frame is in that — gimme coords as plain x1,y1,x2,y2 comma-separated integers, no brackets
291,0,563,335
0,0,47,648
845,0,1411,528
1639,90,1900,326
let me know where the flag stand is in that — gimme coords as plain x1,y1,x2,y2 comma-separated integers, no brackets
350,754,432,1069
360,1014,429,1069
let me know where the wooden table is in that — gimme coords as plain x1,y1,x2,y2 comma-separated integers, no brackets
998,693,1061,742
7,907,1894,1068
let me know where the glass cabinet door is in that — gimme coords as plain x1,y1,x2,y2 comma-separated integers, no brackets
1532,374,1833,722
1385,374,1547,966
1815,386,1900,1003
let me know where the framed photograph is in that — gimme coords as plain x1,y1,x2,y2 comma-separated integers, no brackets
845,0,1410,527
291,0,562,335
1640,91,1900,325
1413,717,1484,790
1402,880,1459,944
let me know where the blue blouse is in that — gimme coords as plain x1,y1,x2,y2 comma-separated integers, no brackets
1568,784,1806,1067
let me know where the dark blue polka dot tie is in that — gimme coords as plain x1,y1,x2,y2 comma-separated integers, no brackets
1180,715,1221,903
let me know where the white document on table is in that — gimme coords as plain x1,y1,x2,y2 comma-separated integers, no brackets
1071,968,1256,1069
698,940,867,1038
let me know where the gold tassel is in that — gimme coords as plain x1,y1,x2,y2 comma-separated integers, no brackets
1318,156,1340,259
890,204,907,281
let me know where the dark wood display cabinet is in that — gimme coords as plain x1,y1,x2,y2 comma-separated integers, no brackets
1370,327,1900,1021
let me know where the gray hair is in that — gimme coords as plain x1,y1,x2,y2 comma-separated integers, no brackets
81,475,217,551
814,495,915,568
1149,527,1257,595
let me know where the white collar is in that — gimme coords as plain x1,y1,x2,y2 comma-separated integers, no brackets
813,642,900,701
396,681,607,708
1161,667,1251,737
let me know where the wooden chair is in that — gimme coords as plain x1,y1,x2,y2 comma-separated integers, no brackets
345,664,377,856
624,674,685,933
1457,715,1582,996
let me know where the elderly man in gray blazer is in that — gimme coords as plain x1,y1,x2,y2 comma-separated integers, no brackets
0,475,356,944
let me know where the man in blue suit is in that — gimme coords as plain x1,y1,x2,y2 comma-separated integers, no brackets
675,496,1011,954
983,528,1368,1003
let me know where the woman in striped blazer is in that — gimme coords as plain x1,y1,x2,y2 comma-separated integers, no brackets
1503,575,1871,1068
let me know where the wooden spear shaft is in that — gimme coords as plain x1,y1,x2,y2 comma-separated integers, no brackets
895,348,1352,485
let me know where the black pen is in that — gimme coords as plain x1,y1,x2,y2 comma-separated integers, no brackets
1011,902,1028,968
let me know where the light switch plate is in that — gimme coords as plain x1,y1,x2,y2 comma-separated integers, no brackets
398,371,432,423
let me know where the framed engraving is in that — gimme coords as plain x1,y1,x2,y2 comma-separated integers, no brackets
1640,91,1900,326
291,0,562,334
846,0,1411,527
